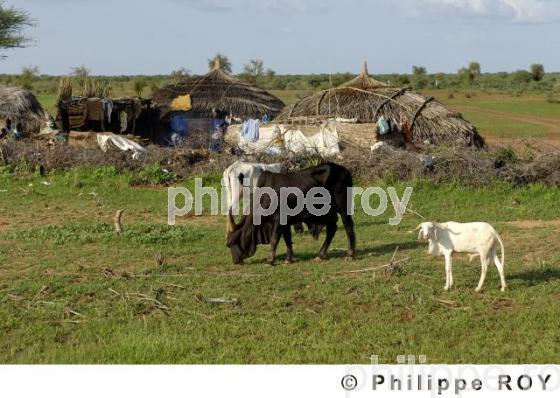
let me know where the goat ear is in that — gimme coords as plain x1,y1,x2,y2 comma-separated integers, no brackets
417,229,423,240
434,228,438,241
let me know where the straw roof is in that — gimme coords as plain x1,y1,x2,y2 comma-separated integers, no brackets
276,63,484,148
152,60,285,119
0,86,45,133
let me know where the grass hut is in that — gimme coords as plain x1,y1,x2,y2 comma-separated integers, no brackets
276,63,484,148
0,86,45,135
151,60,285,140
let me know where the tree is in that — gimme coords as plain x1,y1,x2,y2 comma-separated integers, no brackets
133,79,147,97
397,74,410,86
412,66,427,76
530,64,545,81
434,73,446,89
512,70,532,84
243,59,265,77
170,67,190,82
468,62,481,76
71,65,91,89
458,62,481,86
17,65,39,90
208,53,232,73
411,66,427,89
0,2,34,58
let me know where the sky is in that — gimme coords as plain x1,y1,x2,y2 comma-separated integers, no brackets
1,0,560,75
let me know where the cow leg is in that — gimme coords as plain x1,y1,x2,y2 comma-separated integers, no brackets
283,227,294,264
341,214,356,259
493,248,507,292
317,222,337,260
266,221,283,266
444,253,452,290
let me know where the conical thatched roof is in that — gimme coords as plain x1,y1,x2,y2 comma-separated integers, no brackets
152,60,285,119
276,62,484,148
0,86,45,133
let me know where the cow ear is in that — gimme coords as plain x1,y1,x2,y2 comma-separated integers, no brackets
226,229,241,248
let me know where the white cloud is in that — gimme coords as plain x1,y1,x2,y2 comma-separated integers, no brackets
408,0,560,22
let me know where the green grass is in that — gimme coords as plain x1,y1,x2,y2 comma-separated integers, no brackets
270,89,313,106
451,110,546,138
36,93,58,116
442,94,560,119
1,169,560,363
427,91,560,138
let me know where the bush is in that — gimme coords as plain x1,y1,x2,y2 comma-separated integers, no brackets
130,163,177,186
493,146,518,168
2,138,560,188
546,84,560,103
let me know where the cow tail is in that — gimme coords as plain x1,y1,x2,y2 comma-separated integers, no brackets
497,232,505,269
223,168,232,210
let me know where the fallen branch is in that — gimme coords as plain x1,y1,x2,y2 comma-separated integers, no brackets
406,208,427,220
32,285,50,301
161,282,186,289
64,306,85,318
434,298,470,310
206,297,239,305
338,257,411,274
114,209,124,235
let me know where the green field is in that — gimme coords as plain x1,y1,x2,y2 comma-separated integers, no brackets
1,168,560,363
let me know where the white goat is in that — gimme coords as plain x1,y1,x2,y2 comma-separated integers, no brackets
417,221,506,292
223,160,285,213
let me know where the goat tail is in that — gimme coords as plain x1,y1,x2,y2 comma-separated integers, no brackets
496,232,505,268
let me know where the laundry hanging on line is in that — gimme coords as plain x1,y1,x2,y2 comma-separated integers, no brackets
241,119,260,142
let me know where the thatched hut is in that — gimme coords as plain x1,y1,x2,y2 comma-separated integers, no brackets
276,63,484,148
151,60,285,140
0,86,45,134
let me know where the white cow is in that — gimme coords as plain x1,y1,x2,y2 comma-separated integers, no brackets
223,160,285,214
417,221,506,292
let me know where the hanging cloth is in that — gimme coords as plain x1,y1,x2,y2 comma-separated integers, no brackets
119,111,128,133
170,95,192,112
241,119,260,142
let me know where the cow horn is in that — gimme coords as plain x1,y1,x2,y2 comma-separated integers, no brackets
227,209,236,234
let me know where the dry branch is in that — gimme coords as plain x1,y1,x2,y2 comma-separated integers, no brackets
114,209,124,235
338,256,411,274
206,297,239,305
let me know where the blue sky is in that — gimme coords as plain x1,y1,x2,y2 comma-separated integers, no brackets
2,0,560,75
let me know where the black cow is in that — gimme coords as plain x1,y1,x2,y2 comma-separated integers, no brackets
226,162,356,265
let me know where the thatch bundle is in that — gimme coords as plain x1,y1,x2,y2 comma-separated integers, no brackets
58,76,73,101
276,63,484,148
0,86,45,134
152,60,285,119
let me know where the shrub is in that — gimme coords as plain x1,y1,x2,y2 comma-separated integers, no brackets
130,163,177,186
